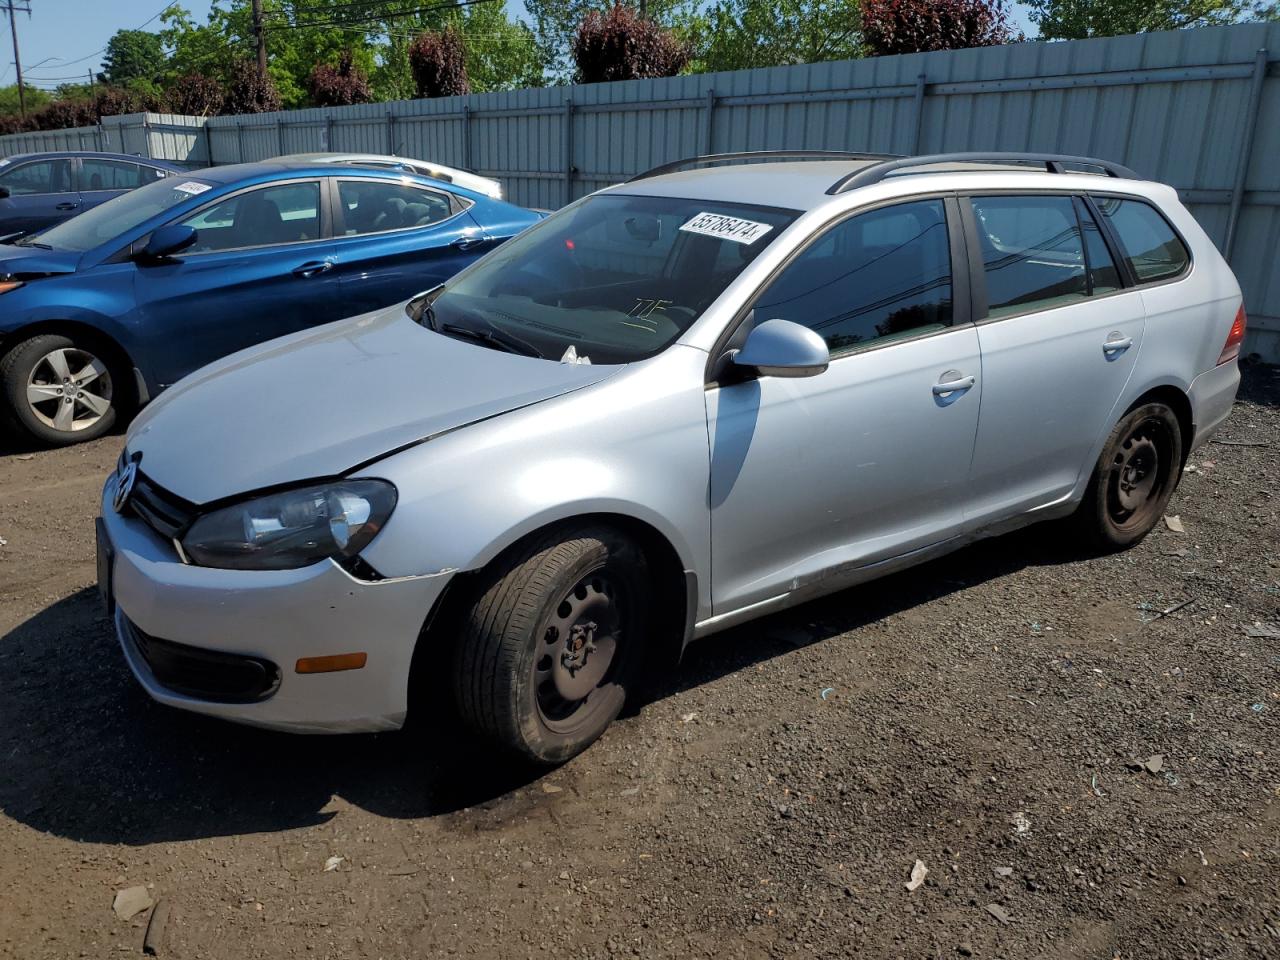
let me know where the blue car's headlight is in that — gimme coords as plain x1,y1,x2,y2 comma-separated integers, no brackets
181,480,397,571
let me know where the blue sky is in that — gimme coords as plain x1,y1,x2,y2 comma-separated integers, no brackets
5,0,1038,90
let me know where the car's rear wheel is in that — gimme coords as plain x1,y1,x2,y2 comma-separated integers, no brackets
0,334,120,446
452,526,648,765
1073,401,1183,551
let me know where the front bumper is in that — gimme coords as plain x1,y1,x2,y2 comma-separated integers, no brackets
1188,360,1242,453
100,476,451,733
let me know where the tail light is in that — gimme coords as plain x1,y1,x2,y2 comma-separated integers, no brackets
1217,305,1246,365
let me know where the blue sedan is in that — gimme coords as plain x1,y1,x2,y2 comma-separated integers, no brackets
0,151,186,239
0,159,541,445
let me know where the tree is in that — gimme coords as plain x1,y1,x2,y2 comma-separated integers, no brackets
409,26,471,98
861,0,1020,56
223,58,283,113
309,50,373,106
450,2,544,93
1024,0,1252,39
166,73,226,116
689,0,864,73
0,84,51,118
101,29,168,85
525,0,695,82
572,5,689,83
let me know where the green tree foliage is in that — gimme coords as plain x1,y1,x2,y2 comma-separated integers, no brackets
101,29,168,84
688,0,863,73
0,84,52,117
861,0,1020,55
1024,0,1253,39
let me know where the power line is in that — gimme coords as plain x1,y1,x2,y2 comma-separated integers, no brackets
263,0,498,31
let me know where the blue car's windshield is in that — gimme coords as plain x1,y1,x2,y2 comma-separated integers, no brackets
22,177,217,253
425,194,800,364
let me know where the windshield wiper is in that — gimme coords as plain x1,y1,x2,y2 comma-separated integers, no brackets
439,322,543,359
15,239,52,249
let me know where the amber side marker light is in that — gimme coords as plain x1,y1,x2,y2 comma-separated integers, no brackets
296,652,368,674
0,280,24,295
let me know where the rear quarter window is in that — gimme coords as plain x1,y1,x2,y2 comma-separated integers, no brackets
1092,196,1189,283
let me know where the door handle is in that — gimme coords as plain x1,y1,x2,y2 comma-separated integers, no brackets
292,260,334,278
55,202,79,210
1102,335,1133,356
932,374,976,397
450,236,486,251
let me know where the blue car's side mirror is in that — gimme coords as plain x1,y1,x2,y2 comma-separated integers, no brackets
139,224,197,261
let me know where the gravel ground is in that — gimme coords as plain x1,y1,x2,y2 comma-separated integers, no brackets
1,365,1277,960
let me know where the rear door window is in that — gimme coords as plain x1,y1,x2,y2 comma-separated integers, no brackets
1091,196,1189,283
970,195,1089,318
180,181,322,253
80,159,166,191
753,198,953,355
336,179,455,235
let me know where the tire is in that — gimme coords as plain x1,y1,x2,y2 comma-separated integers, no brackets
0,334,121,446
1073,401,1183,551
453,526,649,765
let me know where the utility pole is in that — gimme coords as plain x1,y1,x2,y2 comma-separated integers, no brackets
3,0,31,118
250,0,267,79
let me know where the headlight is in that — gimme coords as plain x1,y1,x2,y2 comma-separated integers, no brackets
181,480,397,571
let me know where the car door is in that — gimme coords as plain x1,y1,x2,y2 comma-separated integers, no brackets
0,157,78,235
328,176,491,314
131,178,344,389
707,197,982,614
78,157,169,213
961,193,1146,525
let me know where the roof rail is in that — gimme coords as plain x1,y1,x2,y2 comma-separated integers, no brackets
627,150,902,183
826,152,1143,195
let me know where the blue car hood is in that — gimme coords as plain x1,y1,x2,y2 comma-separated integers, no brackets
0,244,80,276
126,305,618,504
0,244,80,277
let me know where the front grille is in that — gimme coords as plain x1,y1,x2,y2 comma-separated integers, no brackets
124,617,281,704
127,471,199,541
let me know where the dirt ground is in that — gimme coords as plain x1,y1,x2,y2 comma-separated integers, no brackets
1,366,1277,960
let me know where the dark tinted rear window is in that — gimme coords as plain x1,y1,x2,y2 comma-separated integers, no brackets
1092,196,1189,283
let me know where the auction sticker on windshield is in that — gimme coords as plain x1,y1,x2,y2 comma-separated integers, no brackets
172,181,213,196
679,212,773,245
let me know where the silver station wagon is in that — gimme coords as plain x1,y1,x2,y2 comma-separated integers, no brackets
98,151,1246,763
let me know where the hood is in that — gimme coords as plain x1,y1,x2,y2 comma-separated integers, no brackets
127,307,618,504
0,244,81,278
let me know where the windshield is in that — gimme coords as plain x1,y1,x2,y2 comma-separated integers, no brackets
23,177,216,252
426,193,799,364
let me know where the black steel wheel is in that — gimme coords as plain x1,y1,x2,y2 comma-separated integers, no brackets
452,526,648,764
1074,401,1183,551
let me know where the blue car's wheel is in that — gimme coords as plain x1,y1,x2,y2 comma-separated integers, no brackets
0,334,119,446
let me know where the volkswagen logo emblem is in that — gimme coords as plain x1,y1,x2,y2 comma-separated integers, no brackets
113,459,139,514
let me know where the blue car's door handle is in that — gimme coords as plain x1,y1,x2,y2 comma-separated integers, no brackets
293,261,334,278
55,202,79,210
450,236,486,251
932,374,976,397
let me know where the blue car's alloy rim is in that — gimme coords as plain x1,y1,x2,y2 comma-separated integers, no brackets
25,347,113,433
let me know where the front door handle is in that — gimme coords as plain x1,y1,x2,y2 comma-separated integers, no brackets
293,260,334,278
1102,334,1133,357
932,373,976,397
55,202,79,210
450,236,486,251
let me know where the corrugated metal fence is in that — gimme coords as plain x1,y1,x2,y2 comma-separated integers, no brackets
3,22,1279,358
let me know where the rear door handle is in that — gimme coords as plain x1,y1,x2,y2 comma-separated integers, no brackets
293,260,333,278
450,236,486,251
932,374,976,397
1102,334,1133,356
55,202,79,210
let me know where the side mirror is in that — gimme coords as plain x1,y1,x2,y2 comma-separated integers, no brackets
139,224,197,261
732,319,829,379
0,186,10,200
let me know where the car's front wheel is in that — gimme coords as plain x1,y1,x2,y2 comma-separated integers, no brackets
0,333,121,446
1073,401,1183,550
452,526,648,765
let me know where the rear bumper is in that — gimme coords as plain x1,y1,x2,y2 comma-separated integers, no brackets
1188,361,1241,453
101,476,451,734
